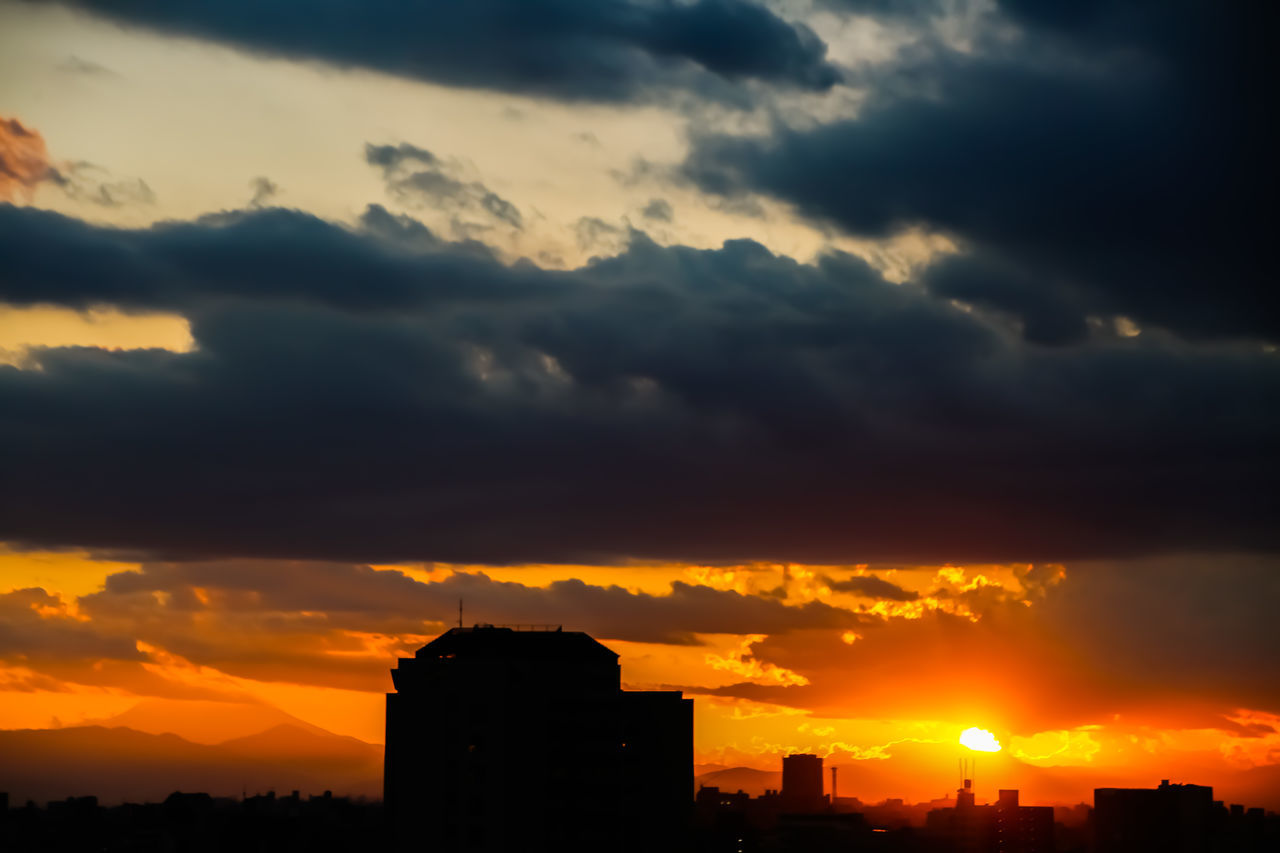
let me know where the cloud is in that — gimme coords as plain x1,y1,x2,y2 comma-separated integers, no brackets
365,142,522,231
640,198,674,223
1,116,153,207
247,176,279,208
95,561,865,643
0,587,244,700
825,573,918,601
703,556,1280,733
0,203,1277,565
0,117,55,201
5,554,1278,734
573,215,626,251
683,3,1275,343
0,587,143,663
0,561,867,693
42,0,840,105
48,161,156,208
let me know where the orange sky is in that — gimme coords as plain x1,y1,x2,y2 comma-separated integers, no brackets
2,547,1276,808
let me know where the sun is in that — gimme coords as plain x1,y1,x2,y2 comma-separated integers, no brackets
959,727,1002,753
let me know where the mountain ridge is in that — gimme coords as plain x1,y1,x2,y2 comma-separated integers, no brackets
0,724,382,805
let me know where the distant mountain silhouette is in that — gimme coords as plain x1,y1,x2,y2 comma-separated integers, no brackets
86,698,332,744
693,763,731,777
0,724,381,805
695,766,780,796
221,723,382,769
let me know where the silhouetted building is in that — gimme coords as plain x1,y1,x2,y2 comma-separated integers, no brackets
1094,780,1214,853
384,625,692,852
1217,803,1273,852
957,778,976,810
3,788,384,852
768,812,870,852
994,789,1053,853
781,754,825,812
696,786,751,813
927,784,1053,853
693,787,755,853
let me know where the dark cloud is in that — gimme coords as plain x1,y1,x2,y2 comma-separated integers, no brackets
640,197,674,222
683,3,1275,343
247,176,279,208
0,203,1277,565
0,561,873,692
41,0,839,104
0,587,143,663
48,161,155,208
0,587,243,700
88,561,865,647
825,573,918,601
573,215,626,251
703,556,1280,732
365,142,522,230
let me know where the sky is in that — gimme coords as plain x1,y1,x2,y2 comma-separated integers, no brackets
0,0,1277,808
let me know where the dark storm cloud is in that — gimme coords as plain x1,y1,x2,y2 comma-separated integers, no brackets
700,556,1280,732
0,203,1277,564
683,3,1275,343
0,203,545,310
39,0,838,104
365,143,523,230
86,561,865,647
825,574,918,602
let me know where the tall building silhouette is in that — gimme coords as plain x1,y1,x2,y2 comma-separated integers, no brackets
1094,780,1214,853
781,753,824,812
993,789,1054,853
925,784,1053,853
385,625,692,852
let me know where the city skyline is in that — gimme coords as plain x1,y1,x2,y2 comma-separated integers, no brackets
3,623,1275,851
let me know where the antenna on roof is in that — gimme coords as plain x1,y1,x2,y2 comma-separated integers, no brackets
458,598,463,629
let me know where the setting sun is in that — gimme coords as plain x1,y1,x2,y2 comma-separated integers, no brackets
959,727,1002,753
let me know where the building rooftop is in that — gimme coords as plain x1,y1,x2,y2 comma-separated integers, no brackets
412,625,620,664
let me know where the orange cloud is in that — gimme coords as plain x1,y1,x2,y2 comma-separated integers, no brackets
0,116,153,208
704,634,809,687
0,117,54,201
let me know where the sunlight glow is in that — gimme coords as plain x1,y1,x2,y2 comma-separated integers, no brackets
960,727,1002,753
